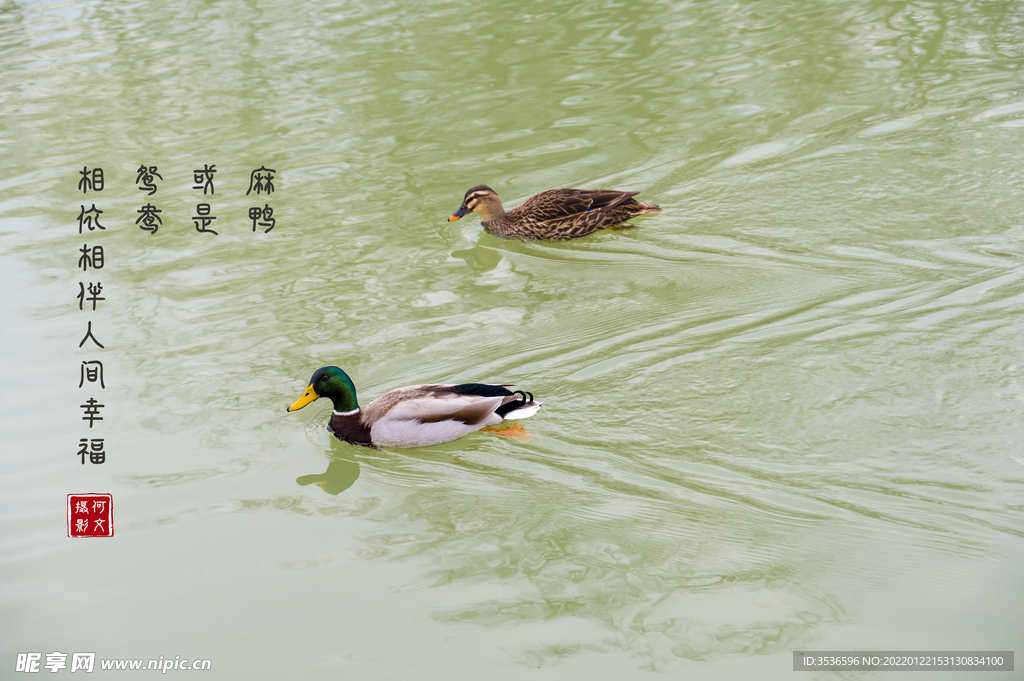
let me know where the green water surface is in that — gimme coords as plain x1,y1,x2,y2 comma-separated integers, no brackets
2,0,1023,678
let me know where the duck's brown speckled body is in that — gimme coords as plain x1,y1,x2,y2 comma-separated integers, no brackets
448,185,661,240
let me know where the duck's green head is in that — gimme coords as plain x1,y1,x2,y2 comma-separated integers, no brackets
288,366,359,413
449,185,502,222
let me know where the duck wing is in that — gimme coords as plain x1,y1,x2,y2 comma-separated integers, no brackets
366,386,516,448
513,189,639,222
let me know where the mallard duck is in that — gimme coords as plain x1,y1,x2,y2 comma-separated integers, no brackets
287,366,541,448
448,185,661,240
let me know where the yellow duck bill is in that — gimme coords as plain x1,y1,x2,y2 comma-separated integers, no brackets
287,384,320,412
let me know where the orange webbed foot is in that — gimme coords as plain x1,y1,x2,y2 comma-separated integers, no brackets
482,423,531,441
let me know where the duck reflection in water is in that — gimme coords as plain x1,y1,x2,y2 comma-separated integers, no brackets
451,243,503,272
296,455,361,496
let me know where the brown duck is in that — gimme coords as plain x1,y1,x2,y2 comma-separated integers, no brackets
448,185,661,240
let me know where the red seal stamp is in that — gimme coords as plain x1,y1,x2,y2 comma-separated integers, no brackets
67,493,113,537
